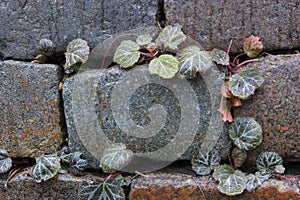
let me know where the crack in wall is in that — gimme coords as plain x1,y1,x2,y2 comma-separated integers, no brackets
156,0,167,28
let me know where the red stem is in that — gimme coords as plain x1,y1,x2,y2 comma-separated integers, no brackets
232,53,246,65
234,59,259,70
105,171,122,180
227,40,233,55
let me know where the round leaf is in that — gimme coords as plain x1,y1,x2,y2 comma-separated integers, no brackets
156,24,187,50
113,40,140,68
192,151,220,175
32,154,61,183
136,34,152,46
149,54,178,79
256,152,283,173
100,143,133,172
64,38,89,71
211,48,230,65
80,178,125,200
213,164,247,196
69,152,87,175
229,117,263,150
177,46,213,78
0,149,12,173
228,69,264,99
246,171,271,192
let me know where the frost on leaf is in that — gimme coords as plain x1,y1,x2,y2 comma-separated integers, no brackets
232,147,247,167
32,154,61,183
177,46,213,78
275,165,285,174
100,143,133,173
149,54,178,79
80,179,125,200
229,117,263,150
0,149,12,173
213,164,247,196
156,24,187,50
246,171,271,192
243,35,263,58
228,69,264,99
69,152,87,175
136,34,152,46
211,48,230,65
256,152,283,173
64,38,89,72
192,151,220,175
113,40,140,68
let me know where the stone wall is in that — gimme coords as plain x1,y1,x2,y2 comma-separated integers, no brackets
0,0,299,199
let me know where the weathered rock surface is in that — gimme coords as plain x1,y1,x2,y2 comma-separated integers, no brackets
235,54,300,165
0,61,64,157
165,0,300,53
0,0,156,60
129,172,300,200
63,65,229,169
0,174,90,200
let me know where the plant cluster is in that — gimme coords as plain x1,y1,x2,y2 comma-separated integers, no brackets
3,24,295,199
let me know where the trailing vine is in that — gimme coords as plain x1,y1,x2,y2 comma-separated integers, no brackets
1,24,298,199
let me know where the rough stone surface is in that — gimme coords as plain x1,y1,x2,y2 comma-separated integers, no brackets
0,174,91,200
0,60,64,157
63,65,229,169
165,0,300,53
129,172,300,200
235,54,300,165
0,0,156,60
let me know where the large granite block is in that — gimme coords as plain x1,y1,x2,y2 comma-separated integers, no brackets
0,0,156,59
0,61,64,157
235,54,300,165
63,65,229,170
165,0,300,53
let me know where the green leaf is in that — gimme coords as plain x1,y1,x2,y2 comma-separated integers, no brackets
64,38,89,72
100,143,133,173
115,175,132,187
69,152,87,175
80,179,125,200
211,48,230,65
256,152,283,173
149,54,178,79
113,40,140,68
246,171,271,192
0,149,12,173
136,34,152,46
32,154,61,183
156,24,187,50
101,164,116,174
192,151,220,175
228,69,264,99
177,46,213,78
213,164,247,196
229,117,263,150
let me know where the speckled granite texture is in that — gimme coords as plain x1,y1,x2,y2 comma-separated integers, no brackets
0,0,156,59
0,61,64,157
129,172,300,199
165,0,300,53
63,65,229,169
235,54,300,165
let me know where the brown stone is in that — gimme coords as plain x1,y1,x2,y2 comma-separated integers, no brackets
234,54,300,165
0,61,64,157
129,173,300,200
165,0,300,53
